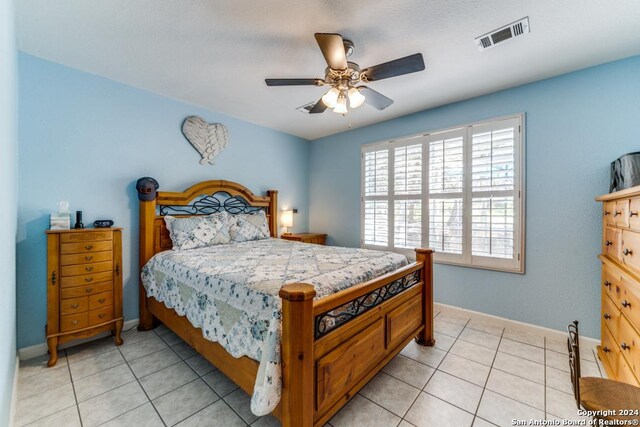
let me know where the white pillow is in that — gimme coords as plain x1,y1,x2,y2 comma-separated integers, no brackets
229,210,271,242
164,212,231,250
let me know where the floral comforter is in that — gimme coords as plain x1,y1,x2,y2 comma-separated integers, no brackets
141,238,407,415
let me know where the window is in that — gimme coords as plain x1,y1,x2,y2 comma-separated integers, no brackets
361,114,525,273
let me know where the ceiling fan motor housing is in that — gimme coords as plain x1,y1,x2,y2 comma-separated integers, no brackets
324,62,361,87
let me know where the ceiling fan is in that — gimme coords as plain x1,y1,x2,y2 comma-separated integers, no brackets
265,33,426,115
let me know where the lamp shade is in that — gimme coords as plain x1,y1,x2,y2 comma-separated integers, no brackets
321,88,339,108
281,210,294,228
348,87,365,108
333,91,348,114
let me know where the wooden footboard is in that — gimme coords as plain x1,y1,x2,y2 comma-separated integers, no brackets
279,248,434,427
136,179,434,427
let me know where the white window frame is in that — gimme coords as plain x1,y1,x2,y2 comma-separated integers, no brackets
360,113,526,274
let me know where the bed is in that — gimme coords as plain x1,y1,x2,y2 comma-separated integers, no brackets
137,179,435,427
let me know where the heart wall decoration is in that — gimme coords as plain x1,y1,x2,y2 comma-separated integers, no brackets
181,116,229,165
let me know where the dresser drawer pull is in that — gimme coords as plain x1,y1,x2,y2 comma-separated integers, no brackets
614,211,622,217
623,248,633,256
85,287,93,293
603,346,611,353
605,240,612,247
603,313,611,320
98,314,106,319
85,277,94,283
98,298,106,304
622,300,632,308
72,320,79,325
621,343,631,351
604,211,611,216
71,304,80,309
51,271,57,286
85,256,93,261
604,280,611,288
632,211,639,217
84,245,93,250
85,266,93,272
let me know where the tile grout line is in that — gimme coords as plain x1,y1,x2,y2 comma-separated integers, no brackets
64,351,85,427
470,326,505,426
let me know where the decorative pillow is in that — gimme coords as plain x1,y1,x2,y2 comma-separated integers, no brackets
229,210,270,242
164,212,231,250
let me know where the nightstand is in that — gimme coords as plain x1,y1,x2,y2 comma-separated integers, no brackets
281,233,327,245
45,228,124,366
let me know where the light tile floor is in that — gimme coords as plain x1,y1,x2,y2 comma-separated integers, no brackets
14,311,604,427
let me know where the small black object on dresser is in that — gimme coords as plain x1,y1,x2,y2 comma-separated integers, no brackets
93,220,114,228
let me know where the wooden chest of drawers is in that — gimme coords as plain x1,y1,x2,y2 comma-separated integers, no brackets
597,187,640,385
281,233,327,245
46,228,124,366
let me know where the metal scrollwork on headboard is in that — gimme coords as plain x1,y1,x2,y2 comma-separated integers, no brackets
158,191,265,215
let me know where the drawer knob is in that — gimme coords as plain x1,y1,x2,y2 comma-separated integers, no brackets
605,240,612,247
85,256,93,261
604,211,611,216
632,211,639,217
614,211,621,217
603,346,611,353
71,304,79,309
621,343,631,351
85,277,93,283
98,314,106,319
604,280,611,288
85,245,93,250
98,298,106,304
72,320,78,325
623,248,633,256
86,287,93,293
603,313,611,320
50,271,57,287
622,300,632,308
85,266,93,272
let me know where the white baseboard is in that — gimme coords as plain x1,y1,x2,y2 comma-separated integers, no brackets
18,319,139,361
434,302,600,346
9,354,18,427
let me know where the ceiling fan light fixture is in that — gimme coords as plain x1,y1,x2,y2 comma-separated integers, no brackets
348,87,365,108
321,87,340,108
333,91,348,114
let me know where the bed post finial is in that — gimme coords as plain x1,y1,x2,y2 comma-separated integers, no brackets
138,177,159,331
415,248,435,346
279,283,315,427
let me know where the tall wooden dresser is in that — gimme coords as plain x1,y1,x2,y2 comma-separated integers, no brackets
597,187,640,385
45,228,124,366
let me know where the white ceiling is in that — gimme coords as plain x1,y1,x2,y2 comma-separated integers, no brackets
16,0,640,140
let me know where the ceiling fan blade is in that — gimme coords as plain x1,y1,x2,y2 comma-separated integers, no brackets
308,98,328,114
265,78,323,86
361,53,425,82
314,33,348,70
359,86,394,110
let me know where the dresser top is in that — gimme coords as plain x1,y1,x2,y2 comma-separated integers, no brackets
46,227,122,234
596,185,640,202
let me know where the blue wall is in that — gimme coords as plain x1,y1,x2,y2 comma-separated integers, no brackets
0,0,18,423
17,53,310,349
309,55,640,338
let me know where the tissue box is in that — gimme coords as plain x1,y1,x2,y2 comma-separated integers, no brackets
50,213,71,230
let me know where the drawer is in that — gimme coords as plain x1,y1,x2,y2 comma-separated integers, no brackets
601,322,619,377
620,276,640,333
602,263,622,302
386,296,423,349
61,241,112,255
602,293,620,338
60,231,112,243
61,282,112,299
618,352,640,386
60,271,113,288
60,296,88,315
89,306,113,325
61,261,113,277
615,199,630,228
60,312,88,332
60,250,112,266
604,227,622,262
621,230,640,274
604,201,617,227
89,292,113,310
618,315,640,377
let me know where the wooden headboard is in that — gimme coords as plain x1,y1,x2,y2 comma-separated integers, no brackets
137,179,278,270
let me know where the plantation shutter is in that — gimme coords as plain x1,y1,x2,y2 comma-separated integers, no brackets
363,149,389,246
394,144,422,249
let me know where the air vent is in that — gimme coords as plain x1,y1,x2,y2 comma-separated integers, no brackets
296,101,316,114
475,17,529,51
